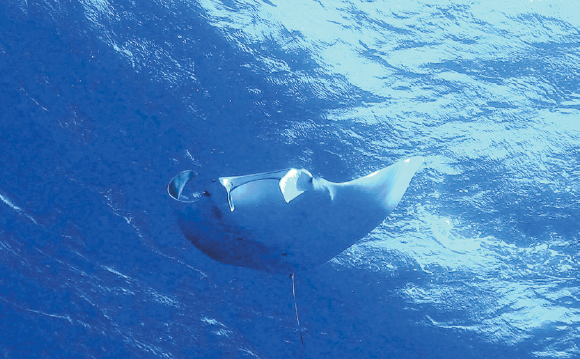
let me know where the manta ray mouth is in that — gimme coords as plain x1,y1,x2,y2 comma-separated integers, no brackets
167,170,205,203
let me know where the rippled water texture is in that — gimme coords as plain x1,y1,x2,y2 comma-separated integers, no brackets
1,0,579,358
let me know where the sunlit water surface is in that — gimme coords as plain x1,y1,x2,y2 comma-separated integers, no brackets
1,0,579,358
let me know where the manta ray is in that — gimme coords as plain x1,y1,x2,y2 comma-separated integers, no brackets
168,157,424,273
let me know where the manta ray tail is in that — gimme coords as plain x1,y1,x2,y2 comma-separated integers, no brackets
290,273,304,346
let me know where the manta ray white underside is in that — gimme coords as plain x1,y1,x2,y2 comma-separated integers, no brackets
168,157,423,273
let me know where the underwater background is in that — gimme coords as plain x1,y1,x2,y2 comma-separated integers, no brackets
1,0,579,358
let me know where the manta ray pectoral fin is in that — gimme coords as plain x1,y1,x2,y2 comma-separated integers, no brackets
219,169,292,211
279,169,313,203
348,156,424,212
382,156,424,211
219,177,236,211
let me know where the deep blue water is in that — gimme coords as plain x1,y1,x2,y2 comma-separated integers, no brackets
1,0,579,358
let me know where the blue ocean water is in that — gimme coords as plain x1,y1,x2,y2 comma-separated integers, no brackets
1,0,579,358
